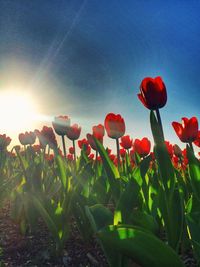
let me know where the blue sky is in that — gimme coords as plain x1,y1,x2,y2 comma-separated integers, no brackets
0,0,200,150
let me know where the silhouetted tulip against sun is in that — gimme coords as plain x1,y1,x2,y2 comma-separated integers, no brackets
19,131,36,146
35,126,57,150
52,115,70,136
105,113,125,168
0,134,11,150
52,115,70,158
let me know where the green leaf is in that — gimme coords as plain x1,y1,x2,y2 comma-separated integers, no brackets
187,145,200,201
186,214,200,264
85,204,123,267
98,225,185,267
85,204,113,232
56,155,69,191
130,211,159,234
30,194,59,243
116,178,140,223
94,138,120,202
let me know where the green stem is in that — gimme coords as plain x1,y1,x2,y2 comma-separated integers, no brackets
73,140,76,162
155,109,165,140
73,140,77,172
61,135,66,158
189,142,194,153
116,138,120,169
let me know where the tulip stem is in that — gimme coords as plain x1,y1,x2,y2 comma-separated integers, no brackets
61,135,66,158
156,109,165,140
189,142,194,153
73,140,77,170
116,138,120,169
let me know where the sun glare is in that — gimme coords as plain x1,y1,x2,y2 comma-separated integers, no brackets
0,90,39,134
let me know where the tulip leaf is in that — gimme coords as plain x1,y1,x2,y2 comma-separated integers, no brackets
186,214,200,264
116,178,140,223
85,204,123,267
94,138,120,202
187,145,200,201
98,225,185,267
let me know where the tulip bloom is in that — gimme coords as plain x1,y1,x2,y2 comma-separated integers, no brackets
35,126,57,149
67,154,73,161
173,144,183,158
0,134,11,150
19,131,36,146
193,131,200,148
52,115,70,136
165,141,173,158
93,124,105,141
172,117,198,143
69,146,75,154
87,133,97,151
66,124,81,141
104,113,125,139
133,138,151,157
120,148,126,158
78,138,91,155
105,113,125,168
120,135,132,150
138,76,167,110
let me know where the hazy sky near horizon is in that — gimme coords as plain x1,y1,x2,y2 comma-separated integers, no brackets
0,0,200,150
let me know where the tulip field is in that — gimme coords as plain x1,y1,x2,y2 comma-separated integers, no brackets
0,77,200,267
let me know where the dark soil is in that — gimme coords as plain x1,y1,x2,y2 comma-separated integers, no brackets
0,203,108,267
0,203,198,267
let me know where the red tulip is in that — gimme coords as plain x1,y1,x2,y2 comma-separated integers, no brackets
35,126,57,149
89,153,95,160
78,138,91,155
106,148,112,155
104,113,125,139
120,135,132,150
138,76,167,110
78,138,88,149
182,148,188,166
45,154,54,164
172,117,198,143
120,148,126,158
194,131,200,148
19,131,36,146
92,124,105,141
66,124,81,141
165,141,173,158
109,154,116,162
172,155,179,168
67,154,73,161
0,134,11,150
52,115,70,136
33,144,41,153
86,133,97,151
133,138,151,157
69,146,75,154
173,144,182,158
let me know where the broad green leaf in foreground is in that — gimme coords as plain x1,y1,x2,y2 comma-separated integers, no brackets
98,225,185,267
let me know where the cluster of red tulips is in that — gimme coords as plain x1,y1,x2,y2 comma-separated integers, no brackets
1,76,199,167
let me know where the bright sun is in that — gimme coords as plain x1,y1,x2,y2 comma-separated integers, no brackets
0,90,39,134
